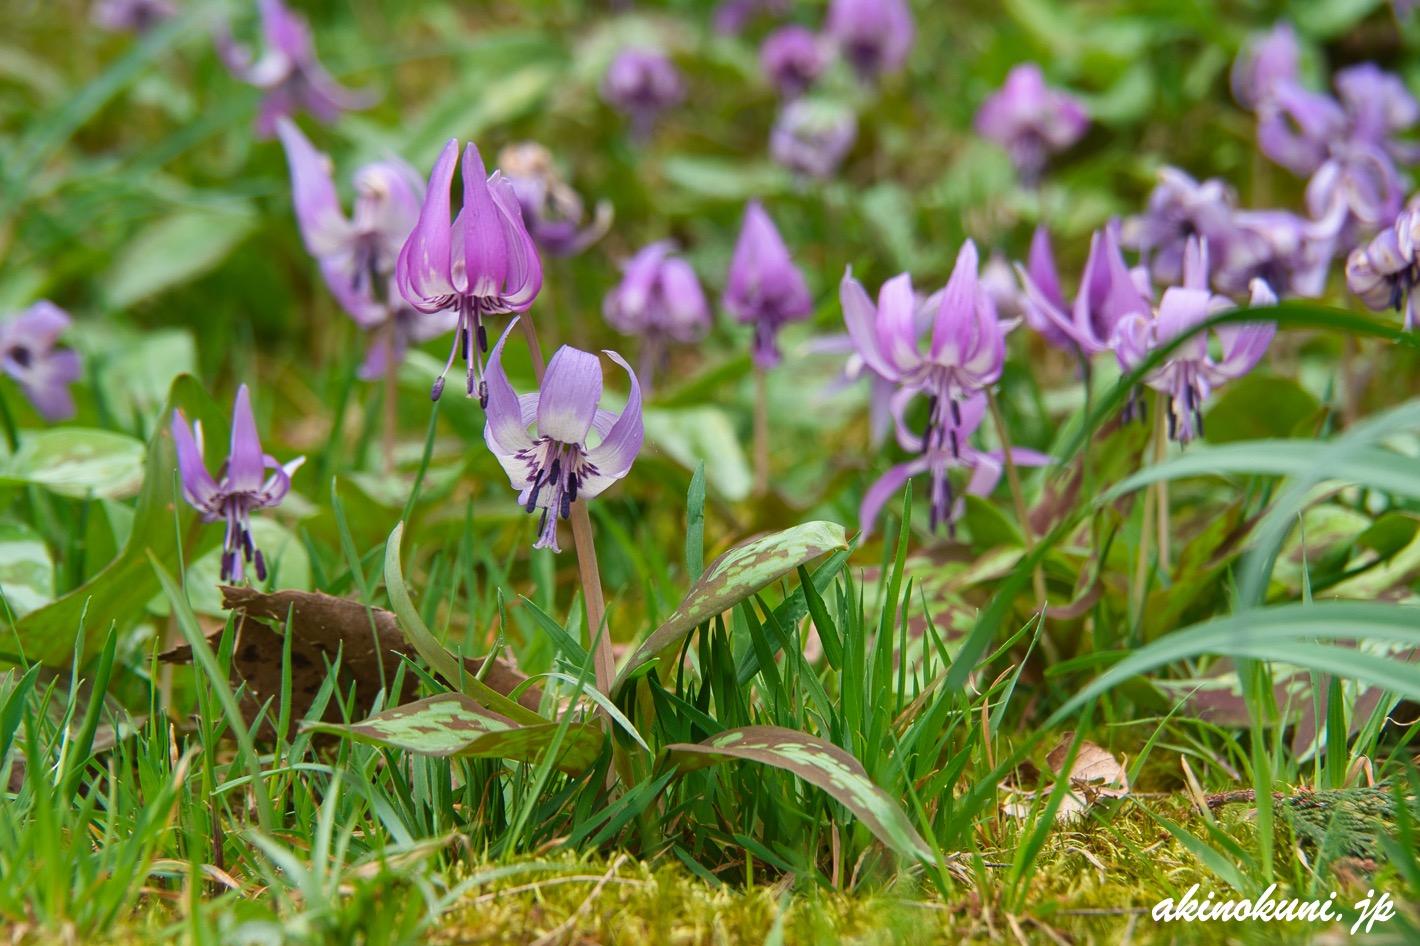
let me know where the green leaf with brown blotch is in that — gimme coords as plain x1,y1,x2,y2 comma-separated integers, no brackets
662,725,934,863
304,692,603,773
613,521,848,696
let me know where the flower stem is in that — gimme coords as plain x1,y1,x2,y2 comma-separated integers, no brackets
986,390,1046,607
519,314,614,697
382,323,398,477
1153,392,1171,574
1132,395,1159,627
753,367,770,497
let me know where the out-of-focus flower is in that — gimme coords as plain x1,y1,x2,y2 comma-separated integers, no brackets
980,251,1026,323
1112,239,1277,442
483,321,644,552
396,139,543,404
1122,167,1238,286
498,143,612,258
172,385,305,583
604,241,710,389
1230,23,1299,110
858,393,1051,535
1017,222,1150,357
974,63,1089,185
92,0,176,33
1217,209,1329,298
760,25,827,98
216,0,375,137
770,98,857,179
725,200,813,369
713,0,790,35
825,0,913,82
0,302,82,422
277,118,454,380
601,48,685,138
1347,208,1420,329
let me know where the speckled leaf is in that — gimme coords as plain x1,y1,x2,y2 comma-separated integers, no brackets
662,726,933,863
614,522,847,695
305,692,602,773
0,522,53,618
1,428,145,499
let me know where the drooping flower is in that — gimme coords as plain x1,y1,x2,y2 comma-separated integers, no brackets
1216,209,1329,298
603,241,710,390
601,48,685,139
857,393,1051,536
1230,22,1299,111
1346,207,1420,330
91,0,176,33
825,0,914,81
497,143,612,258
760,25,827,98
216,0,375,137
1112,239,1277,442
725,201,814,370
483,321,644,552
395,139,543,404
770,98,858,179
1122,167,1240,287
974,63,1089,185
0,302,82,422
1018,222,1153,357
172,385,305,583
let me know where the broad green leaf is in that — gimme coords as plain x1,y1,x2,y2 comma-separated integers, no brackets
7,375,226,666
305,692,602,773
0,522,54,618
103,203,259,309
1,428,145,499
661,156,790,201
1355,512,1420,562
662,726,933,862
613,521,848,695
383,522,549,726
1202,376,1319,445
95,328,196,429
643,407,751,502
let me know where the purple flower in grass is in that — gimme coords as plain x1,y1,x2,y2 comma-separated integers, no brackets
770,99,857,179
1347,208,1420,330
1112,239,1277,443
92,0,176,33
974,63,1089,185
1017,222,1152,358
172,385,305,583
396,139,543,405
1123,167,1240,287
483,321,644,552
604,241,710,391
858,393,1051,536
498,143,612,258
826,0,913,82
725,201,813,369
216,0,375,138
760,26,827,98
601,48,685,138
1230,23,1299,111
1217,209,1328,298
0,302,82,422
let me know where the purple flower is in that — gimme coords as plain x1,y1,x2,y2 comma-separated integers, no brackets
769,99,857,179
1112,239,1277,442
395,139,543,404
1217,209,1329,298
601,48,685,138
1122,167,1239,287
760,26,827,98
172,385,305,583
1230,23,1299,110
725,201,814,370
974,63,1089,185
858,393,1051,536
604,241,710,390
825,0,914,82
216,0,376,138
498,143,612,258
91,0,176,33
1016,222,1150,357
0,302,82,422
1347,208,1420,329
483,321,644,552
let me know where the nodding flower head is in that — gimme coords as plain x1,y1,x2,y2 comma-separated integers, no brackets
974,63,1089,185
1347,209,1420,330
0,301,82,422
603,241,711,388
395,139,543,405
497,142,612,258
601,48,685,138
216,0,376,137
825,0,914,82
483,321,644,552
760,26,827,98
1017,221,1151,357
725,201,813,370
770,98,858,179
172,385,305,583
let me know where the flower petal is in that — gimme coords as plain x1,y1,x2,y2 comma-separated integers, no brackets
226,384,267,493
396,139,460,312
859,454,930,539
460,143,510,300
275,117,355,259
482,319,537,457
172,409,221,511
583,350,644,495
488,173,543,311
929,240,980,362
839,267,897,379
536,346,603,444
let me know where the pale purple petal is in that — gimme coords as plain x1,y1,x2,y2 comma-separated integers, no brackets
582,350,644,495
227,384,266,493
482,320,537,458
859,454,930,538
536,346,603,445
172,410,221,512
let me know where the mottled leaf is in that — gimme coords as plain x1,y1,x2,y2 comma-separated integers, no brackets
0,522,53,618
662,725,932,862
1,428,145,499
614,521,848,695
305,692,603,773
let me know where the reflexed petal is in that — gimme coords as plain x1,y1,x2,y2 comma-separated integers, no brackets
536,346,603,444
172,410,221,510
859,454,930,538
256,453,306,506
964,451,1003,499
460,143,510,299
839,268,897,379
227,385,267,493
397,139,460,312
583,350,644,496
1209,321,1275,382
482,320,537,457
1027,226,1063,310
1111,313,1154,374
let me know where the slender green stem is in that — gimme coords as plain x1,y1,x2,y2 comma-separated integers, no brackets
986,390,1046,608
1132,395,1158,627
753,367,769,497
1153,393,1171,574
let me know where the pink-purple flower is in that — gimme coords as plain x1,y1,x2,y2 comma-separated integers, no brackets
603,241,710,390
395,139,543,404
760,25,827,98
483,321,644,552
91,0,176,33
172,385,305,583
1347,207,1420,330
974,63,1089,185
1018,222,1152,357
498,143,612,258
725,201,813,370
770,99,858,179
0,302,82,422
825,0,913,82
601,48,685,138
216,0,375,138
